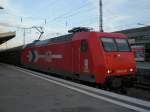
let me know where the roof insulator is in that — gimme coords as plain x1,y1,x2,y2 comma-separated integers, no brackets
68,27,93,33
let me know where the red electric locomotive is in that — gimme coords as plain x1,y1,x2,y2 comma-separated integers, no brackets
21,27,136,89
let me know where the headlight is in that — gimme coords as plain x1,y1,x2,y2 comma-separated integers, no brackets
129,68,134,72
107,69,112,74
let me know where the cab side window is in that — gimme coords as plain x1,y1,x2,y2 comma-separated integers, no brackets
81,40,88,52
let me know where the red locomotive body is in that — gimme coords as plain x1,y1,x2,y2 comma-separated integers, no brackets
21,29,136,88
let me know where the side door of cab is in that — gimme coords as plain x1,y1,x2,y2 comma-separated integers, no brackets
72,40,80,74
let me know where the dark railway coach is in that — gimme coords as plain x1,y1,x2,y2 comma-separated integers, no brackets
21,27,136,88
0,46,23,65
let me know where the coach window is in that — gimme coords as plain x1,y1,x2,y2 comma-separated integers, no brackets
81,40,88,52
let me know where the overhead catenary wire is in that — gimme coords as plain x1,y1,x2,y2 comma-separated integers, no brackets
46,1,91,22
1,1,93,27
0,2,99,33
1,0,99,28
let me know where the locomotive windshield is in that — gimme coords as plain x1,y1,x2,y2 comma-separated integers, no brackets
101,37,131,52
101,38,117,52
115,39,131,51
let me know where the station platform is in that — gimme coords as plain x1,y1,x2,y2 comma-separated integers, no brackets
137,62,150,69
0,63,150,112
136,62,150,76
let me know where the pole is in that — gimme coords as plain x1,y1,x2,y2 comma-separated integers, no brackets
99,0,103,32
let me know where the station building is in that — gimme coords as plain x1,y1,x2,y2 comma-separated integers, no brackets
116,26,150,62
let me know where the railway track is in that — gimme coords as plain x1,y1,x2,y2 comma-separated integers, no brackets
134,81,150,90
134,71,150,90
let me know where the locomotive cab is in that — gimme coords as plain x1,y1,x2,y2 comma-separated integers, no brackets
96,33,136,88
101,37,136,76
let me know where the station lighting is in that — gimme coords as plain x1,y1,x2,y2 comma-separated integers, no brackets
0,6,4,9
137,23,150,27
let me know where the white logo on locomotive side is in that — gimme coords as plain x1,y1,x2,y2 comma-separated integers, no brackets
27,50,63,62
27,51,34,62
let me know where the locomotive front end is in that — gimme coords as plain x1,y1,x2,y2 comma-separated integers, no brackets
100,34,136,89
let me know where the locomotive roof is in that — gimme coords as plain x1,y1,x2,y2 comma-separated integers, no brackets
26,31,127,48
26,34,73,48
49,34,73,43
